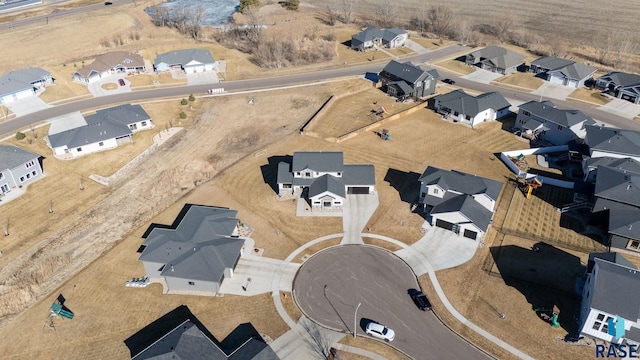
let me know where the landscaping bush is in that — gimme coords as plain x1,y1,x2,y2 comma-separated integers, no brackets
15,132,25,140
179,111,187,119
180,98,188,105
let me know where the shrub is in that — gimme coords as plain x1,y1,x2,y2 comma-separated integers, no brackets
188,94,195,102
15,132,25,140
179,111,187,119
180,98,188,105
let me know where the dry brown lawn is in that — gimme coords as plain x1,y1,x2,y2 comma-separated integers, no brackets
494,73,544,91
409,37,454,50
434,59,476,75
568,88,611,106
338,335,409,359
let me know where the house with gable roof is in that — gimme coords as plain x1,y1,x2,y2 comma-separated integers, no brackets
0,145,43,197
0,68,52,104
154,49,216,74
72,51,146,84
138,204,245,296
350,27,408,51
584,125,640,163
583,157,640,183
276,152,375,210
515,100,595,145
378,60,439,100
464,46,526,74
529,56,596,88
579,252,640,344
47,104,153,159
596,72,640,104
433,89,511,127
418,166,503,240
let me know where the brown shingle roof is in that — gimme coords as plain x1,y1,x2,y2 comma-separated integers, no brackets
73,51,145,78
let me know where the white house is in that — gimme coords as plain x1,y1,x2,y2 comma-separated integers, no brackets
154,49,216,74
579,253,640,345
433,89,511,128
350,27,408,51
0,68,52,104
596,72,640,104
530,56,596,88
0,145,44,197
72,51,146,83
47,104,153,159
276,152,376,210
515,100,595,145
418,166,503,240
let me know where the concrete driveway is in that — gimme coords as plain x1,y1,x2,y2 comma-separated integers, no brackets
5,96,51,117
293,245,488,359
218,254,300,296
462,69,504,84
532,82,576,101
47,111,86,135
597,98,640,119
404,39,430,55
186,71,219,85
341,193,379,244
87,75,131,97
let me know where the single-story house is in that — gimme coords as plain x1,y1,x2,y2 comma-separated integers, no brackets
73,51,146,83
47,104,153,158
579,252,640,344
350,27,408,51
276,152,375,210
433,89,511,127
418,166,503,240
464,46,526,74
378,60,439,99
584,125,640,163
596,72,640,104
154,49,216,74
126,306,279,360
0,145,43,196
529,56,596,88
0,68,52,104
582,157,640,183
515,100,595,145
138,204,245,296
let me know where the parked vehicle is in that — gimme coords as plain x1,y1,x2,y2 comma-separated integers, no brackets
365,322,395,342
118,79,125,86
104,2,113,5
408,288,432,311
442,78,456,85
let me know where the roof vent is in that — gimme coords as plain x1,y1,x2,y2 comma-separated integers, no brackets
628,184,632,190
629,224,633,230
171,265,174,272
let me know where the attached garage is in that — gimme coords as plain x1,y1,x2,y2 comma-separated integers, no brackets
435,219,454,231
463,229,478,240
347,186,370,194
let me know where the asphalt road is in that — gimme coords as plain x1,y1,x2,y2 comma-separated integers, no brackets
293,245,489,360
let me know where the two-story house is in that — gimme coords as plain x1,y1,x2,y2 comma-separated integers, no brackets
0,145,44,197
515,100,595,145
584,125,640,163
378,60,439,100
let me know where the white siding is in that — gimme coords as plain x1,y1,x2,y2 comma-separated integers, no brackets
431,211,469,224
472,193,495,212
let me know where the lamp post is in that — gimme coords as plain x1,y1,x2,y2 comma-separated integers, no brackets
354,302,361,339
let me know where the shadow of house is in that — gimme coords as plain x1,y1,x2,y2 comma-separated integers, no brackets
124,305,278,359
260,155,293,194
384,168,421,205
490,242,586,332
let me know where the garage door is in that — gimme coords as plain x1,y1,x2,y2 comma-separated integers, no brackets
463,229,478,240
347,187,370,194
435,219,454,231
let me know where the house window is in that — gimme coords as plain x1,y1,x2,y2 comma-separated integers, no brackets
77,147,82,152
99,142,104,146
32,171,37,176
305,172,311,177
26,173,31,179
25,160,35,168
337,172,342,176
20,176,24,182
522,111,530,116
0,173,3,180
557,125,563,130
141,121,147,126
627,240,640,251
433,188,439,194
188,281,195,286
592,322,602,331
282,184,291,189
421,192,426,198
296,172,300,176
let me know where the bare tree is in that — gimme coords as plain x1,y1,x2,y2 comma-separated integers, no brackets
300,319,334,359
339,0,357,25
186,5,206,40
374,0,396,28
243,6,265,47
495,12,515,42
427,5,457,38
322,3,339,26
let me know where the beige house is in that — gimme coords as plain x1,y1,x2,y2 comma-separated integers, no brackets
73,51,146,83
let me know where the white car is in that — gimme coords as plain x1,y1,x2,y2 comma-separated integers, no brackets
365,322,395,342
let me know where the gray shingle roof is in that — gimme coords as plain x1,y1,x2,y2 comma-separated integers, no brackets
587,252,637,273
388,81,414,96
608,209,640,240
276,162,292,184
309,174,345,198
154,49,215,67
467,46,526,70
590,258,640,321
352,27,406,44
0,145,40,170
381,60,435,84
139,205,243,283
586,125,640,158
436,90,511,117
598,72,640,88
419,166,502,201
585,157,640,175
74,51,145,77
531,56,596,80
0,67,50,98
518,100,595,128
594,166,640,207
291,152,344,173
343,164,375,186
521,118,545,131
48,104,150,149
431,194,493,231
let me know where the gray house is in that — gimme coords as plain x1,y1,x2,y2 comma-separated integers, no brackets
47,104,153,159
138,204,244,296
529,56,596,88
276,152,375,210
0,68,52,104
0,145,43,197
418,166,503,240
464,46,526,74
378,60,439,99
579,253,640,344
583,157,640,183
584,125,640,163
350,27,408,51
433,90,511,127
154,49,216,74
596,72,640,104
515,100,595,145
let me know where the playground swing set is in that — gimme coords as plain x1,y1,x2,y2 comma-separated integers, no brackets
534,305,560,327
44,294,74,331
